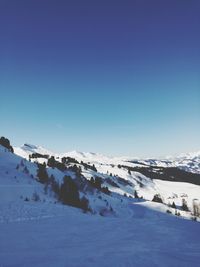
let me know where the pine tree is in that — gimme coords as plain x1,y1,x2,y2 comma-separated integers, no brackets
92,164,97,172
134,190,139,198
37,164,49,184
94,177,102,189
152,194,163,203
47,156,56,168
90,177,95,184
60,176,80,207
50,175,60,196
0,136,14,153
80,196,89,212
171,202,176,209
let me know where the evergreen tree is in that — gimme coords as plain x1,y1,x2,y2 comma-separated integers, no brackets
61,157,67,164
94,177,102,189
171,202,176,209
50,174,60,196
152,194,163,203
134,190,139,198
90,177,95,184
47,156,56,168
170,201,176,209
60,176,80,207
37,163,49,184
92,164,97,172
70,164,82,177
0,136,14,153
80,196,89,212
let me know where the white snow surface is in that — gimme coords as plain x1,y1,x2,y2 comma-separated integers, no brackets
14,143,54,159
1,200,200,267
1,144,200,266
14,144,200,173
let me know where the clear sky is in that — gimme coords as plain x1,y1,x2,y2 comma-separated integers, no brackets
0,0,199,157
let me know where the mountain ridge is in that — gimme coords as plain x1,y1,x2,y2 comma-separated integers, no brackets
14,143,200,174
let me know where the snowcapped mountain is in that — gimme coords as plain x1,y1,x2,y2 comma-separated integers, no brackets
14,143,54,159
14,143,200,174
3,143,142,217
169,151,200,173
132,151,200,174
1,138,200,266
14,144,126,165
12,142,200,204
0,144,41,203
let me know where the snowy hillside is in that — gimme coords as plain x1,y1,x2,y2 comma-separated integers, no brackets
0,138,200,266
0,145,43,204
14,143,54,160
131,151,200,174
1,201,200,267
14,144,200,174
1,145,123,217
12,142,200,216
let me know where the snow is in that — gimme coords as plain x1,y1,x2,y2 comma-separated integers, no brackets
1,201,200,267
135,151,200,174
14,144,200,174
14,143,54,160
1,143,200,266
153,179,200,208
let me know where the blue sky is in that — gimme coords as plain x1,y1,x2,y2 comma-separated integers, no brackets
0,0,199,157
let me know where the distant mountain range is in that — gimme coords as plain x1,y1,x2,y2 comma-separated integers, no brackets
1,138,199,220
14,143,200,174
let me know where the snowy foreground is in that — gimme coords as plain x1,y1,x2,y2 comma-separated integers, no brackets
1,141,200,267
0,200,200,267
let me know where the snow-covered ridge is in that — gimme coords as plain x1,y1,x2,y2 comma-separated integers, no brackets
135,151,200,174
14,145,128,165
14,144,54,160
10,142,200,215
14,144,200,174
1,140,200,267
3,142,200,218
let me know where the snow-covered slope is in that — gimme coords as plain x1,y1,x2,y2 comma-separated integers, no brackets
1,141,200,266
14,144,200,174
62,149,200,174
0,145,43,203
169,151,200,173
1,200,200,267
1,145,122,217
14,143,54,160
133,151,200,174
12,143,200,215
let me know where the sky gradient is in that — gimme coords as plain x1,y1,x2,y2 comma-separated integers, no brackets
0,0,200,157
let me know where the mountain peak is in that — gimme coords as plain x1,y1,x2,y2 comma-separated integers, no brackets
14,143,53,159
22,143,39,150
